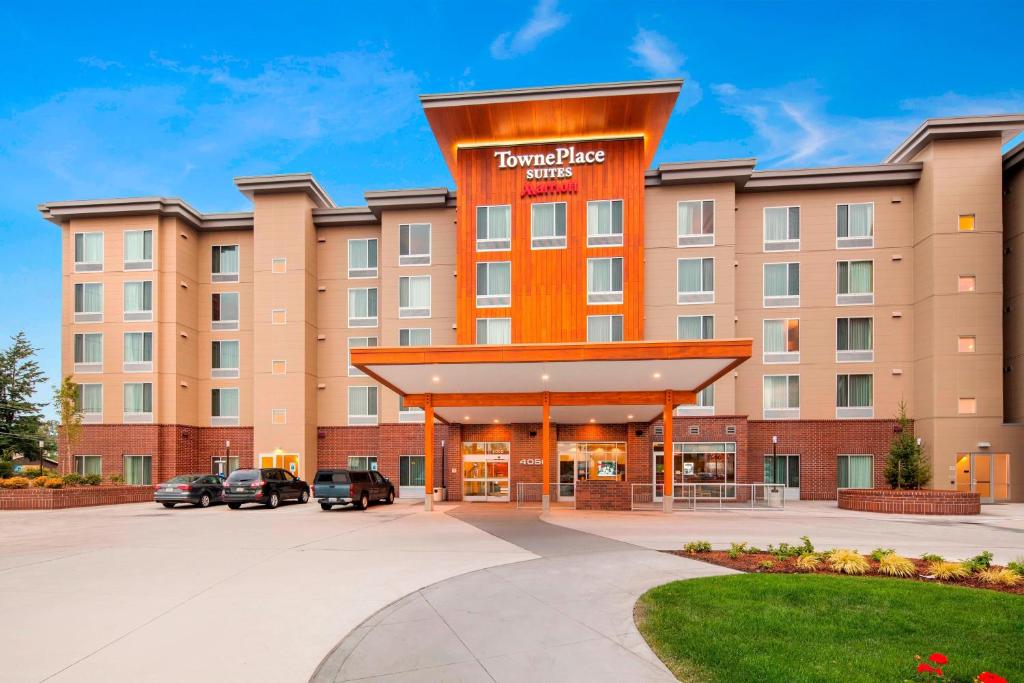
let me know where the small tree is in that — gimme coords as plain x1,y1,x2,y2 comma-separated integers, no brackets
55,376,83,475
0,332,48,460
884,401,930,489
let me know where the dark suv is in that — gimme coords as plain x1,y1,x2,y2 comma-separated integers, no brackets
223,468,310,509
314,469,395,510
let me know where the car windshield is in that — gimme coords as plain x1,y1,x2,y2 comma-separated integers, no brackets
226,469,259,483
166,475,196,484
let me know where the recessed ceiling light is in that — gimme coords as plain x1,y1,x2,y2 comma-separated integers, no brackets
653,372,662,379
431,375,440,383
463,415,470,420
589,418,596,423
492,418,500,423
541,374,550,381
627,414,634,420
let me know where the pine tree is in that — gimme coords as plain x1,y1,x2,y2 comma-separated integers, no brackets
883,400,930,489
0,332,48,460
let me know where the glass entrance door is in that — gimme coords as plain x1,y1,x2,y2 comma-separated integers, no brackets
399,455,425,499
764,454,800,501
957,453,1011,503
462,442,510,502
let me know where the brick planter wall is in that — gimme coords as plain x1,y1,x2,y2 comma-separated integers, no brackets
574,480,632,511
837,488,980,515
0,486,154,511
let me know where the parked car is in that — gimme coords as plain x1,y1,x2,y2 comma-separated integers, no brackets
314,469,395,510
154,474,224,508
222,468,310,509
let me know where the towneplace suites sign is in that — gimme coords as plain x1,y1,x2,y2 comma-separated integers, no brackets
493,145,607,198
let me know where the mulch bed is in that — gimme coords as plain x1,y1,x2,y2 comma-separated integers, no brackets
667,550,1024,596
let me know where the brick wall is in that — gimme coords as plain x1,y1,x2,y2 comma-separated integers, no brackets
0,485,153,510
838,488,979,515
574,480,632,510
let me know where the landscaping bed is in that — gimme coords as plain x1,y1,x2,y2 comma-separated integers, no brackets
0,470,152,510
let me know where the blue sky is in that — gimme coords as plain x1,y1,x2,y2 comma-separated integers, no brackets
2,0,1023,410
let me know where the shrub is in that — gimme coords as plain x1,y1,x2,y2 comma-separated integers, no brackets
109,474,124,484
1007,558,1024,577
921,553,944,563
727,542,748,559
683,540,712,554
928,561,970,581
795,553,821,571
827,549,870,575
0,460,12,478
18,467,58,479
877,554,916,577
43,477,63,489
62,473,84,486
0,476,31,489
31,475,49,487
977,568,1021,587
83,474,102,486
757,560,775,570
869,547,895,562
962,551,994,573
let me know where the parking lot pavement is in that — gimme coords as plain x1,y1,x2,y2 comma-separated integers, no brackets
0,500,534,683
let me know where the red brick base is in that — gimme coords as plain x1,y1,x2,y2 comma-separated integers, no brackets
0,486,154,510
574,480,632,510
837,488,981,515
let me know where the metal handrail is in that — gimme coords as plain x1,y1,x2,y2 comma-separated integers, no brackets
631,482,786,511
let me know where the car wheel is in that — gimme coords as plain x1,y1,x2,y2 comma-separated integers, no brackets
299,490,309,504
320,502,333,511
228,503,241,510
161,502,175,509
358,492,370,510
198,493,212,508
267,492,280,509
386,489,395,504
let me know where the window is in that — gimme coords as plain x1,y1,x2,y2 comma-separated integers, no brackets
763,262,800,307
400,455,426,489
347,336,378,376
399,395,424,422
764,454,800,489
399,275,431,318
838,455,873,489
677,257,714,304
958,275,976,292
77,384,102,423
837,374,873,418
658,443,735,494
74,333,102,373
123,332,153,372
212,292,240,331
587,199,623,246
763,375,799,419
271,360,287,375
763,319,799,364
837,318,873,362
271,408,287,425
124,229,153,270
399,328,431,346
677,200,714,247
348,238,378,278
399,224,431,265
476,205,511,251
348,386,378,425
587,315,623,342
531,202,567,249
123,382,153,423
476,262,511,307
837,260,874,305
212,456,240,477
271,258,287,274
74,283,103,323
837,203,874,247
476,318,511,345
211,388,240,426
958,214,975,232
677,315,714,341
958,336,976,353
271,309,287,325
587,257,623,304
958,397,977,414
348,455,378,471
764,206,800,251
123,281,153,321
74,233,103,272
212,340,240,378
74,455,102,476
212,245,239,282
123,455,152,485
348,288,378,327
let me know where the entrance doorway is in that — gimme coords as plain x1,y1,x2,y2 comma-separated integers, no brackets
260,452,299,476
399,455,426,499
764,454,801,501
462,442,510,502
956,453,1010,503
556,442,627,501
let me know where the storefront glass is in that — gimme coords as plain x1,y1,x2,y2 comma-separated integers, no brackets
462,442,510,501
653,442,736,498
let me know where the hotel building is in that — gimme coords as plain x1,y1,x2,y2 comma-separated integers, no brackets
40,80,1024,506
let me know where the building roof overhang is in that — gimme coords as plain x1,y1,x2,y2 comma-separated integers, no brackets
36,196,257,231
884,114,1024,164
234,173,335,208
1004,139,1024,176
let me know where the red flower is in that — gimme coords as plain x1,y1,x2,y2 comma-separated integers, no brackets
929,653,949,666
977,673,1007,683
918,663,937,674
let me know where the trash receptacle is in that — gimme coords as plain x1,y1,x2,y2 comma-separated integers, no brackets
767,486,783,507
432,487,446,502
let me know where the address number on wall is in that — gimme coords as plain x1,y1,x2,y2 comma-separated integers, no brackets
519,458,543,466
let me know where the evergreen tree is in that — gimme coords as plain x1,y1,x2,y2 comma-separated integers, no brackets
884,400,930,489
0,332,48,460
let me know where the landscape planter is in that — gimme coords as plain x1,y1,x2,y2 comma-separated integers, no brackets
837,488,980,515
0,485,153,510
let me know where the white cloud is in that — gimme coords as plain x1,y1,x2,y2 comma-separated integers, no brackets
78,56,123,70
630,29,682,77
490,0,569,60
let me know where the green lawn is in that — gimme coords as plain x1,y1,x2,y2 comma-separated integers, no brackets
636,574,1022,683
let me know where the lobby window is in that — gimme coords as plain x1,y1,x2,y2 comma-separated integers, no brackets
212,292,240,331
348,287,378,327
74,455,102,476
588,257,623,304
958,397,977,414
958,214,976,232
837,454,873,489
211,388,240,426
677,257,714,304
271,360,287,375
677,199,714,247
123,382,153,423
212,340,240,378
399,328,431,346
123,281,153,322
212,245,239,283
77,384,102,423
271,258,287,274
123,332,153,372
837,318,873,362
123,455,152,485
476,205,511,251
73,333,103,373
837,260,874,305
476,318,511,345
74,232,104,272
271,408,287,425
348,455,378,471
958,274,976,292
74,283,103,323
763,375,799,419
763,319,799,364
476,262,511,307
677,315,714,341
836,374,873,418
587,315,623,342
764,206,800,251
531,202,567,249
347,336,378,376
587,199,623,247
271,308,287,325
399,275,431,318
123,229,153,270
958,335,976,353
348,238,378,278
399,223,431,265
348,386,378,426
763,262,800,307
837,203,874,248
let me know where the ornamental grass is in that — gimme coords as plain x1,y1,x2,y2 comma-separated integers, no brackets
827,549,870,575
927,561,971,581
794,553,821,571
977,568,1021,587
877,553,917,578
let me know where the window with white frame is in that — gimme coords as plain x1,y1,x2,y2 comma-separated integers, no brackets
764,206,800,251
837,454,873,488
399,275,431,318
123,382,153,423
763,262,800,307
74,283,103,323
74,455,102,476
347,336,378,376
837,374,873,418
124,229,153,270
123,455,152,485
677,316,714,414
348,238,378,278
837,260,874,305
271,408,287,425
398,395,424,422
348,386,378,425
348,455,378,471
212,245,239,282
212,292,240,331
399,328,431,347
271,258,287,274
531,202,567,249
348,287,378,327
399,224,431,265
677,257,714,304
587,257,623,304
763,375,799,419
77,384,102,423
476,262,511,307
74,233,103,272
74,333,102,373
677,200,715,247
476,318,511,344
587,199,623,246
763,319,800,364
123,332,153,372
837,318,873,362
837,203,874,248
211,388,240,426
211,340,240,378
123,281,153,322
587,315,623,342
477,205,511,251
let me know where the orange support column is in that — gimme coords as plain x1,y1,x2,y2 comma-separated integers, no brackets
424,395,434,512
542,391,551,512
662,390,674,513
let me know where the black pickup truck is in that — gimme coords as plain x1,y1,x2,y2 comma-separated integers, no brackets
313,469,396,510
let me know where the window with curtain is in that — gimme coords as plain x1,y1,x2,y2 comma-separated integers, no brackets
764,207,800,247
74,333,103,364
399,224,431,259
348,238,378,275
531,202,567,247
348,336,378,375
837,203,873,241
123,281,153,314
212,245,239,274
763,262,800,303
74,455,102,476
763,319,799,356
476,318,511,344
837,318,872,351
124,230,153,266
587,200,623,245
74,283,103,313
476,262,511,306
212,292,240,324
587,258,623,300
677,258,714,302
837,455,873,488
763,375,800,410
123,332,152,363
77,384,102,414
348,288,378,322
211,388,239,418
348,386,378,421
212,340,240,369
399,328,431,346
74,233,103,266
399,276,431,316
348,455,378,471
476,205,512,250
124,382,153,414
837,374,873,408
677,200,714,239
697,385,715,407
837,261,873,295
677,315,714,340
587,315,623,342
123,455,152,485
